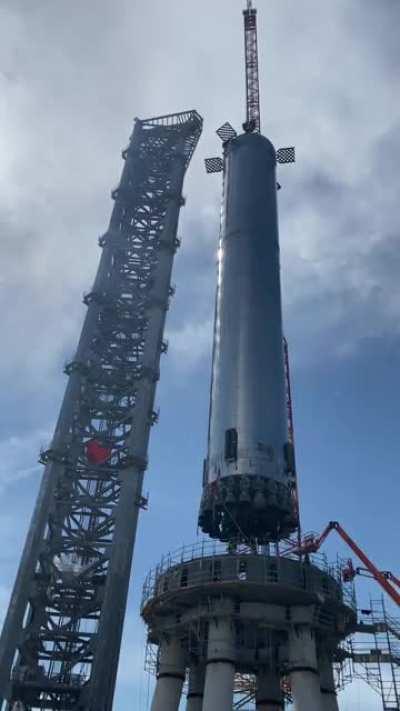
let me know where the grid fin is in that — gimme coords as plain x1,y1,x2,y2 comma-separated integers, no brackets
205,157,224,174
216,122,237,142
277,147,296,164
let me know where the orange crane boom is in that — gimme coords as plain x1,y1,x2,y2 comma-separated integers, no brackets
288,521,400,607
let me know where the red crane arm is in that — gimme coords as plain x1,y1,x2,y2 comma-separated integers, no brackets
381,571,400,590
331,522,400,606
292,521,400,607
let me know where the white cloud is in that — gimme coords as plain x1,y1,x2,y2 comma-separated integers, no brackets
0,428,50,491
0,0,399,385
167,318,213,371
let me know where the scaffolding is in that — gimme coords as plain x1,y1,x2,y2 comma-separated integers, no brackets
231,601,400,711
348,598,400,710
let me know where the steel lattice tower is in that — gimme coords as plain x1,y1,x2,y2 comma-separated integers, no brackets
0,110,202,711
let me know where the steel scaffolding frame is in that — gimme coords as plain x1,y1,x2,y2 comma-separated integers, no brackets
349,598,400,710
0,110,202,711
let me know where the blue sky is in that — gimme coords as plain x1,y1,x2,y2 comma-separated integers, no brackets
1,0,399,708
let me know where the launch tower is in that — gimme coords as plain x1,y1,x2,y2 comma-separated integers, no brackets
0,111,202,711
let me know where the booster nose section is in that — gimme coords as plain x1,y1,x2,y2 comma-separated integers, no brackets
199,133,298,543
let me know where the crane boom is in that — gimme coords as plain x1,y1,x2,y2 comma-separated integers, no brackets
243,1,261,132
285,521,400,607
385,571,400,589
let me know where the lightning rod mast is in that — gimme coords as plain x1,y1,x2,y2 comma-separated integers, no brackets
243,0,261,132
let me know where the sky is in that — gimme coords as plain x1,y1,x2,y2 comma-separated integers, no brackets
0,0,399,709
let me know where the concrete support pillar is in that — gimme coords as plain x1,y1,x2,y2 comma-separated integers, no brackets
202,616,236,711
256,666,283,710
185,662,205,711
319,652,339,711
150,637,185,711
288,626,321,711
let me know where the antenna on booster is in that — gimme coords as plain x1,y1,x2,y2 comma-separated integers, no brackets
243,0,260,132
205,3,296,174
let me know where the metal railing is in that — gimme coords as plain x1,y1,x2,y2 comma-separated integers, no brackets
141,539,356,612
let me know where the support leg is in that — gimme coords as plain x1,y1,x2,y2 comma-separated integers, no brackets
185,662,205,711
202,617,235,711
288,626,321,711
319,651,339,711
256,666,283,710
150,637,185,711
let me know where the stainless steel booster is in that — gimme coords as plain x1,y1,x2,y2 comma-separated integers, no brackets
199,131,297,542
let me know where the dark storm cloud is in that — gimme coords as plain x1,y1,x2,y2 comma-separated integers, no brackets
0,0,398,428
0,0,399,417
280,119,400,362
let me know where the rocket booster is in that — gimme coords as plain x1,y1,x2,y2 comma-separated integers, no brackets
199,132,298,543
199,4,298,543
